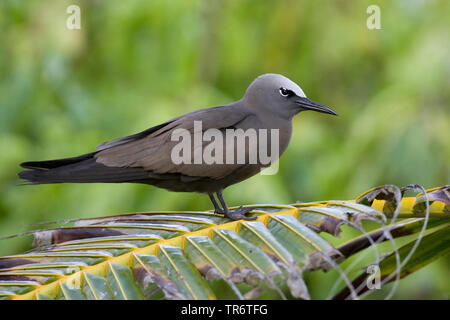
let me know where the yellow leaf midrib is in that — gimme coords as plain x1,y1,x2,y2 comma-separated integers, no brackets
12,207,296,300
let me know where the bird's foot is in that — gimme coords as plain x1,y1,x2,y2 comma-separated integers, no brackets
224,206,256,221
213,208,226,215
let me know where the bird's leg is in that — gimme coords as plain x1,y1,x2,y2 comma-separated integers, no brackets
208,193,225,214
216,191,256,221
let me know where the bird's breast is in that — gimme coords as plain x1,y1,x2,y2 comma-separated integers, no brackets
255,117,293,160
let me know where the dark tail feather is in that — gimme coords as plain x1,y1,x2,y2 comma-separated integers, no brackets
20,152,98,170
18,155,150,185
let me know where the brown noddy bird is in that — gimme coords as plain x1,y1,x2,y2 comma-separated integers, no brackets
18,74,337,220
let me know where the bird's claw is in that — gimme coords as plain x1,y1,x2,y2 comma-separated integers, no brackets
224,206,256,221
214,208,226,215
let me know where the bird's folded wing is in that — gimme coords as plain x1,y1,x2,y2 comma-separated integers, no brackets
94,106,255,179
95,120,175,151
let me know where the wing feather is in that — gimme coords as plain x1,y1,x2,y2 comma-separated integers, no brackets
95,105,256,180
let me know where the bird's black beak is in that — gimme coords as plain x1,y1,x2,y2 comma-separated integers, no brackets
295,97,338,116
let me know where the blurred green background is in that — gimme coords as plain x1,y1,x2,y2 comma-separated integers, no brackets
0,0,449,298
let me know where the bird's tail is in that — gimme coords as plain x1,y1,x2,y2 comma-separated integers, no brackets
18,152,149,184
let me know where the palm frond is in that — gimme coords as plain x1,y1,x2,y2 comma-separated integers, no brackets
0,185,448,300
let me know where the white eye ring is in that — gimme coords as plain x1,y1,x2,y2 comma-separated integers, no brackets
279,87,290,97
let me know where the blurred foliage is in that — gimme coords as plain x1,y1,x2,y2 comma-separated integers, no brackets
0,0,448,298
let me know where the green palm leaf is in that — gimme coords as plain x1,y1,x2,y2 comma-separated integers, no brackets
0,185,448,300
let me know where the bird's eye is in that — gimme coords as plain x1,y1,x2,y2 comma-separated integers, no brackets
279,87,293,97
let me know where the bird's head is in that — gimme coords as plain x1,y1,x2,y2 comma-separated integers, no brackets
243,73,338,119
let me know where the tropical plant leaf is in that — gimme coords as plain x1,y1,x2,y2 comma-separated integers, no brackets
333,224,450,299
336,218,450,260
0,185,448,300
